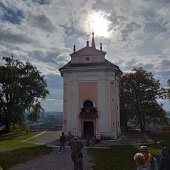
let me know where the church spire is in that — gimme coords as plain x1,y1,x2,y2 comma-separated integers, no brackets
91,31,96,49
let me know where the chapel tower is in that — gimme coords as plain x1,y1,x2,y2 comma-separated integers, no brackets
59,32,122,139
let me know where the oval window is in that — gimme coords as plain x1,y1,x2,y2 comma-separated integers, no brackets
85,57,90,61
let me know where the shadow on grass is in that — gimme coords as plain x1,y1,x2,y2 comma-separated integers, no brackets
0,145,53,170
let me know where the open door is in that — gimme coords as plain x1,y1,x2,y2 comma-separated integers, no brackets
83,121,94,138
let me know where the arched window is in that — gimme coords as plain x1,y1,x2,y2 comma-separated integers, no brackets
83,100,93,108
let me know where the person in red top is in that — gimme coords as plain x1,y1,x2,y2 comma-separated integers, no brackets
68,132,74,150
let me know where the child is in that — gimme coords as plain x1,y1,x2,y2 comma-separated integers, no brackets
134,153,150,170
71,143,83,170
140,146,158,170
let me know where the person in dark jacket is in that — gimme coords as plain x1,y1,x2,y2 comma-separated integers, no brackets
59,132,66,153
157,140,170,170
71,143,83,170
86,135,90,147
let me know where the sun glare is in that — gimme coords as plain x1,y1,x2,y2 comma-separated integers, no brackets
88,12,111,38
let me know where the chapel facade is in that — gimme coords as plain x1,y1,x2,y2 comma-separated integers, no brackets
59,33,122,139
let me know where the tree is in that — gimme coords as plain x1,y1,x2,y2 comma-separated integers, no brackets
167,79,170,99
27,102,44,122
0,56,49,132
120,67,168,131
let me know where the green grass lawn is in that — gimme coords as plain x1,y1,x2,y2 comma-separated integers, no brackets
0,131,53,170
0,131,169,170
87,132,170,170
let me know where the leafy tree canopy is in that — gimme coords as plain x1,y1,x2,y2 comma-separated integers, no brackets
0,56,49,132
167,79,170,99
120,67,168,131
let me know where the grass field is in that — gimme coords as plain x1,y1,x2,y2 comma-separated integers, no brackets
87,132,170,170
0,131,169,170
0,131,53,170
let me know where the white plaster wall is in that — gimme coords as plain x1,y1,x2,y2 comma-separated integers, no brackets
71,54,105,64
63,74,71,132
70,75,79,135
62,67,121,138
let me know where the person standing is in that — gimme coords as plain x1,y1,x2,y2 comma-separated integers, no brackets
58,132,66,153
68,132,74,150
134,152,150,170
71,143,83,170
140,146,158,170
74,137,83,150
86,134,90,147
157,140,170,170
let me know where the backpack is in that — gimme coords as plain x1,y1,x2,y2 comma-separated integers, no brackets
150,156,158,170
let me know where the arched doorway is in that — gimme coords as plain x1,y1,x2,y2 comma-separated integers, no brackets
81,99,96,138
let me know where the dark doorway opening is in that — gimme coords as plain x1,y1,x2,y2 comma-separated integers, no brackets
83,121,94,138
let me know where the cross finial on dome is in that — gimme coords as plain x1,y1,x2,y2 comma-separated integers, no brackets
100,43,102,51
73,45,76,52
91,31,96,49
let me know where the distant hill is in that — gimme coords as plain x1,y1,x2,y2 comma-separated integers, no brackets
26,111,63,130
43,111,63,116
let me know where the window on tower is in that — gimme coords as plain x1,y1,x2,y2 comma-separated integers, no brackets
83,100,93,108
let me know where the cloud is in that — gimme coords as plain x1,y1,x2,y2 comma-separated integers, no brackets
0,28,37,44
0,0,170,111
25,13,56,33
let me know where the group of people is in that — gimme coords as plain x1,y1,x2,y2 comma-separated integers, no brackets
134,141,170,170
58,132,83,170
86,134,101,146
59,132,170,170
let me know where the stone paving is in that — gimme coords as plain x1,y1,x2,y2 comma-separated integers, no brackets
12,147,93,170
11,130,154,170
12,131,94,170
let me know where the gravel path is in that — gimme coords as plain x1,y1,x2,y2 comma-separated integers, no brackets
11,131,93,170
12,147,93,170
11,130,153,170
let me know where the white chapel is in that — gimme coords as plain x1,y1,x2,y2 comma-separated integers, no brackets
59,32,122,139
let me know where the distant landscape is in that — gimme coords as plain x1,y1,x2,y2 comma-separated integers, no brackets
26,110,170,131
44,111,169,116
26,111,63,130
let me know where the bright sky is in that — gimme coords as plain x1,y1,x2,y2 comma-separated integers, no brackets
0,0,170,111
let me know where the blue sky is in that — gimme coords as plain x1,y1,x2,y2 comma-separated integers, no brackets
0,0,170,112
